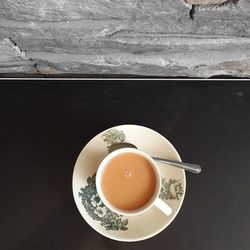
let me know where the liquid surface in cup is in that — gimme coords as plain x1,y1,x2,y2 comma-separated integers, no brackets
101,152,156,211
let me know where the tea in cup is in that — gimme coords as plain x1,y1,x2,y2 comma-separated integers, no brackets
96,148,172,216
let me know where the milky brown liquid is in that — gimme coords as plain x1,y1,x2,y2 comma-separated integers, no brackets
101,153,156,211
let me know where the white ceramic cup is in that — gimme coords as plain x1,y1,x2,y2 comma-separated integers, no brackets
96,148,172,216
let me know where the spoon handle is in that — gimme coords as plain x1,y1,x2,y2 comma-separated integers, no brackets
152,157,201,174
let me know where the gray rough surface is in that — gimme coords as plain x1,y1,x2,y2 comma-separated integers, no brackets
186,0,228,4
0,0,249,77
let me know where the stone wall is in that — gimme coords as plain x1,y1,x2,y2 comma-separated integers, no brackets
0,0,249,77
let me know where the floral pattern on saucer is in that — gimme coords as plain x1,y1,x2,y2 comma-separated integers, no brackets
102,128,126,148
79,174,128,231
160,178,184,201
79,128,183,231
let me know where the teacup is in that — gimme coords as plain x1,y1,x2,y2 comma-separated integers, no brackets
96,148,172,216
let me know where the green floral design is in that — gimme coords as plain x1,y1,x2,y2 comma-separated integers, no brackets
79,174,183,231
160,178,184,200
102,129,126,147
79,174,128,231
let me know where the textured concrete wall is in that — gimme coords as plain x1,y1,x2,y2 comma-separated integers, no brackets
186,0,228,4
0,0,249,77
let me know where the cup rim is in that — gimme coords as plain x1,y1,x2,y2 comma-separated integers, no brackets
96,147,162,216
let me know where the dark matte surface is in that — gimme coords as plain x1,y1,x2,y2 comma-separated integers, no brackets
0,81,250,250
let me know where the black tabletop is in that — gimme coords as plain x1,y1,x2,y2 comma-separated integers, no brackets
1,81,250,250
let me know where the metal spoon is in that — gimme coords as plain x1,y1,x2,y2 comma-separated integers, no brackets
108,143,201,174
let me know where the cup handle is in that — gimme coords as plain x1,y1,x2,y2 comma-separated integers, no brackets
154,198,172,216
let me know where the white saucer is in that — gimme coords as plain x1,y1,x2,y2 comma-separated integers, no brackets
72,125,186,242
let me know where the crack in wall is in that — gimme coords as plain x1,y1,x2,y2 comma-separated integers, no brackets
196,0,239,9
3,37,26,58
189,5,196,19
189,0,239,19
2,37,44,76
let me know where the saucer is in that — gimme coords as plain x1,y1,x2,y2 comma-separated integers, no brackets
72,125,186,242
